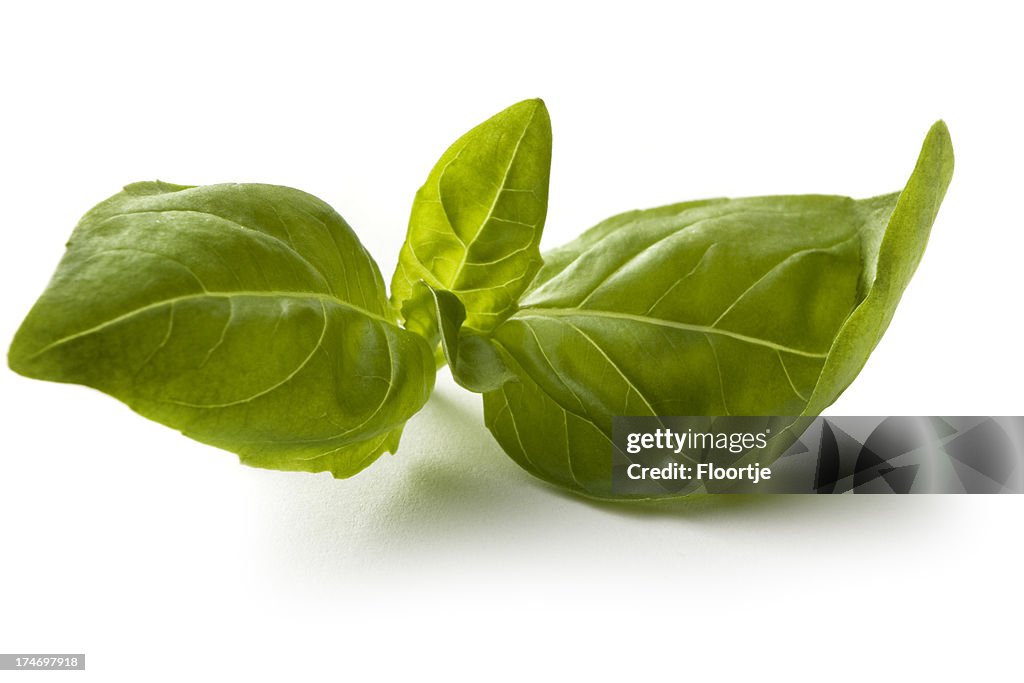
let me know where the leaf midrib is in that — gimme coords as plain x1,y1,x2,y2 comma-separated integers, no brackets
512,307,828,358
443,103,539,291
29,290,394,359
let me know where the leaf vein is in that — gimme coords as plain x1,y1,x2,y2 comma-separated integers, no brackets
515,308,828,358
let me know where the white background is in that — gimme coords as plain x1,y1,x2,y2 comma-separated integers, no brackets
1,1,1021,680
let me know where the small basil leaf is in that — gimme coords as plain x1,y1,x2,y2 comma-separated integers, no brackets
478,122,953,499
9,182,435,477
402,281,514,393
391,99,552,334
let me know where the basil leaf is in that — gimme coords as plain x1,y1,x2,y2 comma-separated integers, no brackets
8,181,435,476
391,98,552,334
401,281,514,393
472,122,953,499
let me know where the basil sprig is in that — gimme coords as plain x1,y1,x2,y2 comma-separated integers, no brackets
9,101,953,499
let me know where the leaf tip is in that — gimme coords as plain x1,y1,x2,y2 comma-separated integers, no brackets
6,339,29,378
7,314,47,381
922,120,954,188
506,97,550,124
928,118,950,141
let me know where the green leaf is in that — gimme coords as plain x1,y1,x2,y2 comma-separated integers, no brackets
9,181,435,477
805,121,954,413
401,281,515,393
391,98,552,334
472,122,953,499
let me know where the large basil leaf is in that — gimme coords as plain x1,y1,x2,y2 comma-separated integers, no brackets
391,98,552,334
8,182,435,476
470,122,953,499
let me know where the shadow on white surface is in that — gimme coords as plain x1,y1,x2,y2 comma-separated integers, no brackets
251,375,952,586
